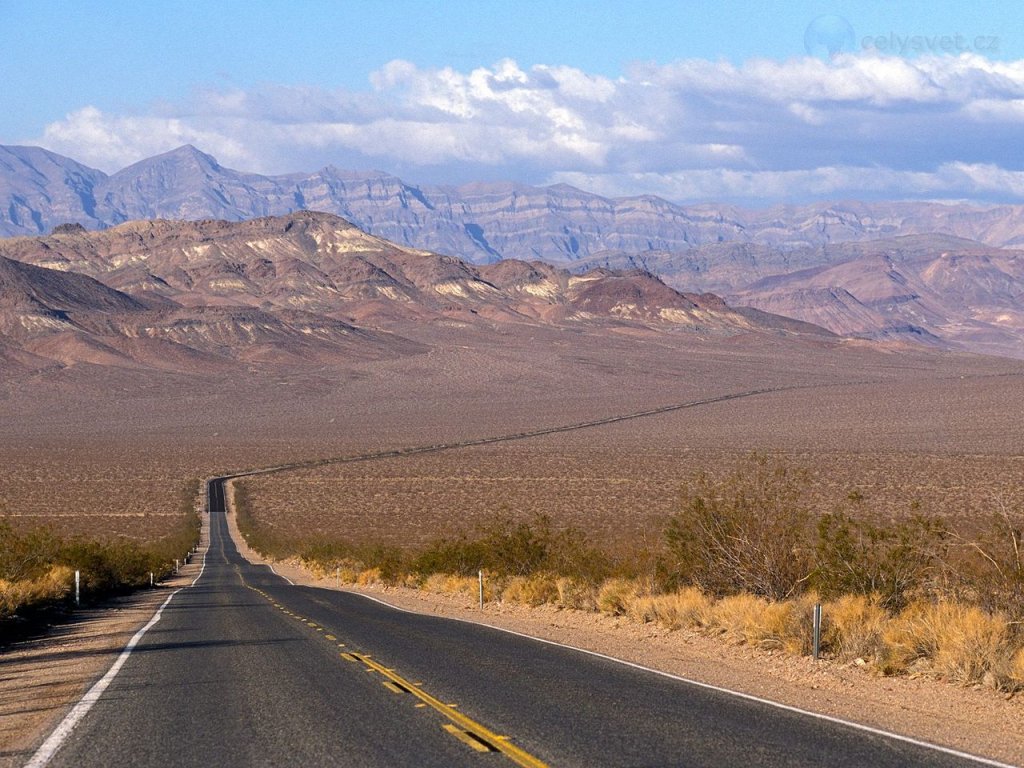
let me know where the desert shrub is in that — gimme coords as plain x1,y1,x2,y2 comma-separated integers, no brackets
412,535,489,577
814,511,948,611
665,454,814,600
411,513,611,584
627,595,658,624
351,544,407,583
0,522,61,583
950,497,1024,618
58,539,153,593
929,604,1011,685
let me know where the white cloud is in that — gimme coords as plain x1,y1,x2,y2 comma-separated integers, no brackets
38,107,254,171
27,53,1024,203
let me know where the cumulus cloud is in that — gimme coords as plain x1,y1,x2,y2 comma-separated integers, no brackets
27,53,1024,203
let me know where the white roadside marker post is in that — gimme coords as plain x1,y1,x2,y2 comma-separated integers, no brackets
174,559,179,574
813,603,822,660
150,572,154,587
74,570,80,607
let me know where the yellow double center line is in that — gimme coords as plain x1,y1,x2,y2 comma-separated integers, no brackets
342,651,548,768
237,568,549,767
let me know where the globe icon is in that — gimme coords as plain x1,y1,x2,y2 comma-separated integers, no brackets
804,15,856,59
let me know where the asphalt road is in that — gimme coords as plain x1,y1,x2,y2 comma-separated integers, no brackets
33,478,1007,768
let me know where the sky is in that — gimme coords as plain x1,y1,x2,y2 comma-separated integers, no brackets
4,0,1024,205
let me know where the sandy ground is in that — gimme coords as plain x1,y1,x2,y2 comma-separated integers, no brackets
0,524,208,768
224,491,1024,767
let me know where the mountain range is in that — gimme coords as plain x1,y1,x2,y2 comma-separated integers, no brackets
8,144,1024,260
0,211,830,378
1,144,1022,358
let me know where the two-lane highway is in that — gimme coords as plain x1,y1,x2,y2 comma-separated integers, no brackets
29,478,1013,767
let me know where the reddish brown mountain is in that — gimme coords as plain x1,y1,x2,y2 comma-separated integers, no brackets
0,212,829,377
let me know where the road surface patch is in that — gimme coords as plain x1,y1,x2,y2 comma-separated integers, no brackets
237,566,548,767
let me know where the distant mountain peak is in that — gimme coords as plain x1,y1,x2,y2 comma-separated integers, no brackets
116,144,221,174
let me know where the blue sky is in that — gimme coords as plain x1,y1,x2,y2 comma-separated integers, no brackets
4,1,1024,203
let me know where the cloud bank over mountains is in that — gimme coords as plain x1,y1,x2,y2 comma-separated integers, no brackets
31,53,1024,204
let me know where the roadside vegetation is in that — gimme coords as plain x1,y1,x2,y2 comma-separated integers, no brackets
0,481,202,627
234,455,1024,692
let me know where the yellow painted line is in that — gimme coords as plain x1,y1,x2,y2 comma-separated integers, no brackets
236,587,545,764
350,653,548,768
444,724,493,753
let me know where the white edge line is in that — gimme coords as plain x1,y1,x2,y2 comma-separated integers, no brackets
216,476,294,587
25,548,209,768
344,589,1019,768
191,546,208,586
267,564,295,586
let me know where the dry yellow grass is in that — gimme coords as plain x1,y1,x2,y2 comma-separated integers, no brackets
597,578,649,616
501,574,560,606
880,601,1018,686
0,565,73,618
422,573,484,599
656,588,714,629
705,593,815,654
823,594,888,661
356,567,382,586
628,588,713,630
555,577,598,610
1010,648,1024,686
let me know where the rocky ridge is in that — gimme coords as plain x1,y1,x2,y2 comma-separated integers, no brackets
0,212,826,377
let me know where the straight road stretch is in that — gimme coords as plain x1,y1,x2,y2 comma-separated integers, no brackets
25,478,1013,768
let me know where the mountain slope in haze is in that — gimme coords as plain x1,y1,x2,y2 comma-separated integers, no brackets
8,144,1024,261
0,248,423,375
582,234,1024,359
0,212,829,378
732,237,1024,358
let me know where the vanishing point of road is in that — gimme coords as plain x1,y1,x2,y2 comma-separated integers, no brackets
24,475,1011,768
